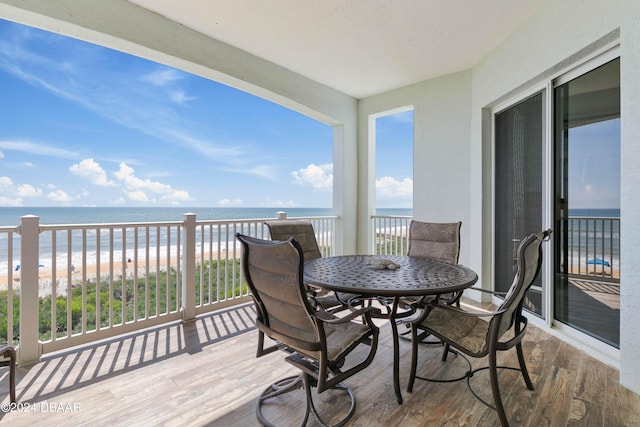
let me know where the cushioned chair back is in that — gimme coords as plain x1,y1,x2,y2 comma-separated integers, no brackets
407,220,461,264
265,219,323,261
237,234,320,351
494,230,548,336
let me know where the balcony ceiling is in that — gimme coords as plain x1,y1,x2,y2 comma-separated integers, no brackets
128,0,545,99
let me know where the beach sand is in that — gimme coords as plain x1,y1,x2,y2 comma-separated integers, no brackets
1,248,242,296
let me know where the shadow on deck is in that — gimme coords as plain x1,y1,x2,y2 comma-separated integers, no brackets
1,298,638,426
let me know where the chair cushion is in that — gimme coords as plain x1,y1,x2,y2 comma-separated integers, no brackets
407,221,461,264
421,306,491,356
324,321,373,362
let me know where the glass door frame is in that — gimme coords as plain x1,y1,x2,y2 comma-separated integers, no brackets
551,48,620,353
489,44,620,360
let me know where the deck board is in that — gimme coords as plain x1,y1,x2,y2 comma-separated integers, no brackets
1,301,638,426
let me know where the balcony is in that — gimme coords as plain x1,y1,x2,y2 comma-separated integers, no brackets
1,213,636,425
0,212,336,359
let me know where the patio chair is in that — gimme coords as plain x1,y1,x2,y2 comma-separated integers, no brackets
397,221,462,347
236,233,379,427
0,345,16,403
407,229,552,427
265,219,359,312
405,220,462,305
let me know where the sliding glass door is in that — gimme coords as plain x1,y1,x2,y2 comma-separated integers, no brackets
553,58,620,347
494,52,620,348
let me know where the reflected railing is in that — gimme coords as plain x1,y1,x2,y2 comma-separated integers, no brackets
562,216,620,282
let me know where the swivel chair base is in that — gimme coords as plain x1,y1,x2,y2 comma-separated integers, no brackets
256,373,355,427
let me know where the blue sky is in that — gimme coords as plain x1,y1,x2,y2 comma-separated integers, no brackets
0,18,413,209
569,118,620,209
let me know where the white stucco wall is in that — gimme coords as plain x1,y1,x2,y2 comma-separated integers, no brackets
618,1,640,396
357,72,473,260
469,0,640,393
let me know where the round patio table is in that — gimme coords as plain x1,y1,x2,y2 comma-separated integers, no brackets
304,255,478,404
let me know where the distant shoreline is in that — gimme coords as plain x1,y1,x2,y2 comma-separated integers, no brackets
1,247,241,297
0,206,413,227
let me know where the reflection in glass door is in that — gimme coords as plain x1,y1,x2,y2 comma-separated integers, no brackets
554,58,620,347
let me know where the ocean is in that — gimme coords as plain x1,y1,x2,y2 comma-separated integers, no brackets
0,206,412,226
1,207,620,274
0,207,413,273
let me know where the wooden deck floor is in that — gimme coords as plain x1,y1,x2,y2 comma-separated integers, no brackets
1,300,639,426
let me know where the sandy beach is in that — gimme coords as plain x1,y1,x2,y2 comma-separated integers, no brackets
0,248,242,297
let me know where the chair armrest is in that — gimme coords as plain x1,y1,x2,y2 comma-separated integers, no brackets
316,306,378,325
463,287,508,297
412,300,509,324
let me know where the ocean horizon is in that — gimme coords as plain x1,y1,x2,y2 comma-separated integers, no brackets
1,206,620,275
0,207,413,273
0,206,619,227
0,206,413,227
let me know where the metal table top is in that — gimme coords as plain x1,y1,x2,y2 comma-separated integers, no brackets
304,255,478,297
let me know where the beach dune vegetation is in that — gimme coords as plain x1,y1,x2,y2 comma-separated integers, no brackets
1,259,244,344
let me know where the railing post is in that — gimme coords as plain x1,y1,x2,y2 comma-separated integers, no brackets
19,215,41,365
276,211,287,220
182,213,197,323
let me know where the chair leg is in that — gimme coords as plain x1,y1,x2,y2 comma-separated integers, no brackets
256,372,356,427
489,351,510,427
441,343,450,362
9,351,15,404
516,342,534,390
2,347,16,404
407,326,420,392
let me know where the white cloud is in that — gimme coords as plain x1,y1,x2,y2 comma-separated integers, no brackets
0,150,4,158
141,69,183,86
291,163,333,190
0,139,78,158
0,196,21,206
217,198,243,207
251,165,278,180
0,176,13,188
162,129,244,160
0,32,244,166
16,183,42,198
162,189,191,202
46,189,72,202
125,190,148,202
114,162,192,204
169,90,196,105
376,176,413,206
69,158,116,186
0,175,43,206
261,199,298,208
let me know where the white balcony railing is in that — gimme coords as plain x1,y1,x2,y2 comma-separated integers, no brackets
371,215,412,256
0,213,337,364
3,212,618,364
372,214,621,282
